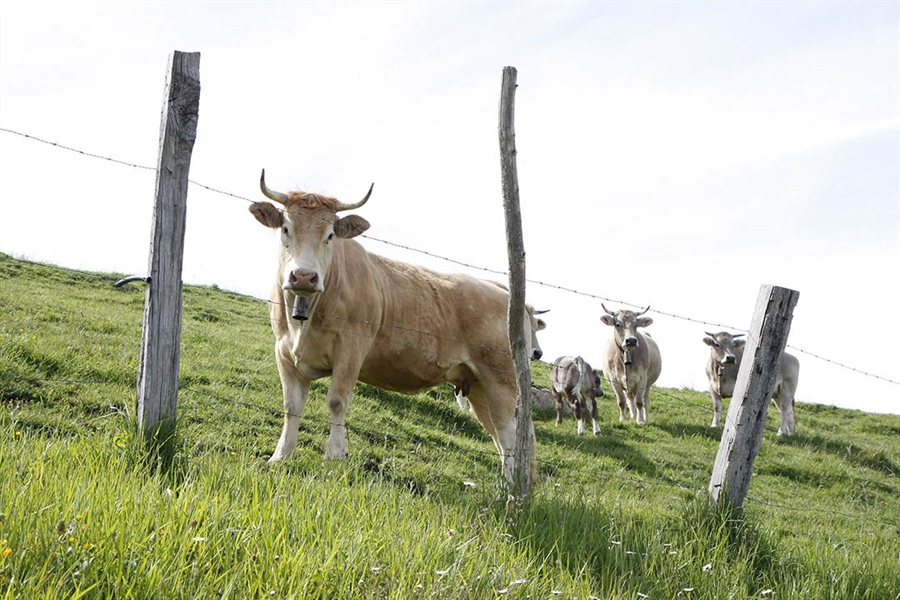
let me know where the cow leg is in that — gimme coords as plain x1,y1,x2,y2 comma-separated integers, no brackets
571,390,586,436
773,386,797,436
611,381,629,422
269,358,310,462
589,394,601,437
467,381,532,489
324,372,360,460
634,386,647,425
551,387,564,426
709,387,723,428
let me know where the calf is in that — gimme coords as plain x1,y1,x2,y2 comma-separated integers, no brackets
703,331,800,435
550,356,604,436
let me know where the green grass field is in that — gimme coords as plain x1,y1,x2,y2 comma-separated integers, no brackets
1,253,897,599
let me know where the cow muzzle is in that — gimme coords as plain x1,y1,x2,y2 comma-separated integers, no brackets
624,337,639,348
284,268,322,293
721,354,736,365
531,348,543,361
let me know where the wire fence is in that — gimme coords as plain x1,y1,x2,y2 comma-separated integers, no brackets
1,127,899,531
1,126,897,387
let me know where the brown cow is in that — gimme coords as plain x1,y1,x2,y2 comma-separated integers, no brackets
703,331,800,435
550,356,604,436
249,170,545,486
600,305,662,425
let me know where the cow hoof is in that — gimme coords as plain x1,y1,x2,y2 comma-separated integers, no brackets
593,431,602,438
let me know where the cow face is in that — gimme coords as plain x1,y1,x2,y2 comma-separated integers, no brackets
600,305,652,366
703,331,745,367
526,307,547,361
250,170,372,297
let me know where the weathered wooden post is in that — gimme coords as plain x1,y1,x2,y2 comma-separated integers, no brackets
709,284,799,510
137,51,200,454
498,66,534,497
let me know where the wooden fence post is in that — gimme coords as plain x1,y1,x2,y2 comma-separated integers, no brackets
708,284,799,510
498,66,534,497
137,51,200,453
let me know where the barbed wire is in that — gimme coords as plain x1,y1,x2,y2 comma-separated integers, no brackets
2,125,897,388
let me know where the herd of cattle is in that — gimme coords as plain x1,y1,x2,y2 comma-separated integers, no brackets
247,172,799,487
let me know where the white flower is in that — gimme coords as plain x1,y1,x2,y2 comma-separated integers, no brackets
702,563,712,572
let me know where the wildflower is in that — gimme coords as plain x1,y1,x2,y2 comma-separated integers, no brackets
82,543,95,552
76,514,83,521
2,547,12,558
14,431,21,437
702,563,712,572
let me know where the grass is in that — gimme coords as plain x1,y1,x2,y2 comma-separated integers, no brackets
1,253,898,599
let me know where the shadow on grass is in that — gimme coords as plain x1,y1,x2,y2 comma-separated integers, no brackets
777,431,898,477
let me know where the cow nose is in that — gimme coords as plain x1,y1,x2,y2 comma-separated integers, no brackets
723,354,736,364
624,337,638,347
531,348,543,361
288,269,319,291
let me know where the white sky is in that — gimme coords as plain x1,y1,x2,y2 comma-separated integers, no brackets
1,1,898,416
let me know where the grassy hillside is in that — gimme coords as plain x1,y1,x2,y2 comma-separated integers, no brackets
1,253,898,599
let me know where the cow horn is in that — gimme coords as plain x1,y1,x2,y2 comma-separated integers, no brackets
260,169,288,205
705,331,717,338
733,333,745,338
534,309,550,315
335,183,374,212
636,305,651,316
601,303,617,317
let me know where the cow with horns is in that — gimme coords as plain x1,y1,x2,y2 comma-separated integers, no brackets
599,304,662,425
702,331,800,435
248,170,547,487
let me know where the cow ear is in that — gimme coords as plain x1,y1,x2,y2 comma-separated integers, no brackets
703,336,716,347
249,203,284,229
333,215,370,239
600,315,615,327
637,317,653,328
733,338,746,349
536,318,547,331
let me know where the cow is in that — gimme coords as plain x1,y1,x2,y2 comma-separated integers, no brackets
702,331,800,435
249,170,546,486
550,356,604,436
600,304,662,425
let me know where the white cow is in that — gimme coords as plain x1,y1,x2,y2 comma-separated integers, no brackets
703,331,800,435
600,305,662,425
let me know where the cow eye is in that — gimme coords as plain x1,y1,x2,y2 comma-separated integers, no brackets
327,233,334,242
282,226,288,235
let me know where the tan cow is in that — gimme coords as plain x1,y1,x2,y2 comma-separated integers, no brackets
249,170,545,486
702,331,800,435
600,305,662,425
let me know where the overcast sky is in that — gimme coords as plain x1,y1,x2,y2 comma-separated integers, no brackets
1,1,898,416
